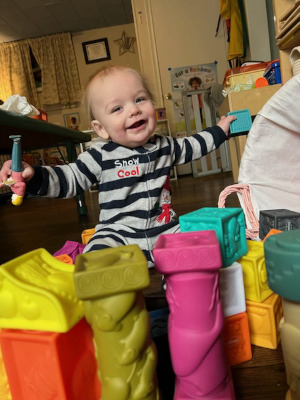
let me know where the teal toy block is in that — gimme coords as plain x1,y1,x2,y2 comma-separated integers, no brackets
179,207,248,267
264,229,300,302
228,109,252,137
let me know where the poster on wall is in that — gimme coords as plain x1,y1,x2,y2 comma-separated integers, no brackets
169,62,218,132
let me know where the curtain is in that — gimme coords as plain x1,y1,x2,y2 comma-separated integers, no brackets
28,33,81,105
0,41,39,107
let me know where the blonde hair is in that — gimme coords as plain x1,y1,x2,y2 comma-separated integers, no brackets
81,65,153,124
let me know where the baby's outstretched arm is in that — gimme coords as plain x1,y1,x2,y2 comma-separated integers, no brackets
217,115,236,137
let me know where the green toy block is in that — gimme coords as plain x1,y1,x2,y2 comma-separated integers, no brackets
179,207,248,267
264,229,300,302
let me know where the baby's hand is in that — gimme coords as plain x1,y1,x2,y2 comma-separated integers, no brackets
0,160,35,187
217,115,237,137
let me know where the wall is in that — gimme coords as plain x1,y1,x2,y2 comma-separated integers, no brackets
46,23,140,130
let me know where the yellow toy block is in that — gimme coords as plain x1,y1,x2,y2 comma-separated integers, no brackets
246,293,283,349
0,338,12,400
81,228,95,245
0,249,84,332
238,240,273,302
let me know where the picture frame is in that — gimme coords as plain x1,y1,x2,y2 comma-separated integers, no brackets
82,38,111,64
64,112,80,131
155,108,167,120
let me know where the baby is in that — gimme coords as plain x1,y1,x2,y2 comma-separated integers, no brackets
0,66,235,267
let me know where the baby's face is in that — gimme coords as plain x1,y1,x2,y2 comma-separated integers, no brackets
90,70,157,148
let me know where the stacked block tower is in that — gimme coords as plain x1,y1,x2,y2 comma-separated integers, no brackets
153,207,251,399
0,248,101,399
74,245,159,400
264,229,300,400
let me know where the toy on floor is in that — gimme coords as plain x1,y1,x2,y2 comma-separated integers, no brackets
0,249,100,400
74,245,159,400
3,135,26,206
264,229,300,400
153,230,236,400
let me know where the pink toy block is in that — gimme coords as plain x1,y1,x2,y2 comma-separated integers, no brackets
153,231,235,400
0,318,101,400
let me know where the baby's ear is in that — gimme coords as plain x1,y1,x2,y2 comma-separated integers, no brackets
91,120,110,140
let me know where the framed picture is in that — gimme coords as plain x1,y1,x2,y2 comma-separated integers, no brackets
64,112,80,131
82,38,111,64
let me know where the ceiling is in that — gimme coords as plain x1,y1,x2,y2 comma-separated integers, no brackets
0,0,133,43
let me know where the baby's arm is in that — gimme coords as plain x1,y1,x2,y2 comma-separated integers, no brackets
217,115,236,137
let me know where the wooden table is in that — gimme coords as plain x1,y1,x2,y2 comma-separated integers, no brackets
0,109,91,215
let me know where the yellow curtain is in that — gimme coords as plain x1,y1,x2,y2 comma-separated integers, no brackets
0,41,39,107
28,33,81,105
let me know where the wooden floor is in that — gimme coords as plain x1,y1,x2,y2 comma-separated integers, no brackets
0,171,288,399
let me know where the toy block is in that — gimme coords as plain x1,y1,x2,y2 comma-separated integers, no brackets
154,231,236,400
74,245,159,400
279,299,300,400
0,339,12,400
227,109,252,137
54,254,73,264
81,228,95,245
0,248,84,332
259,209,300,240
219,261,246,317
264,229,300,302
265,229,300,399
179,207,248,267
223,312,252,366
238,240,273,302
263,228,282,242
246,293,282,349
0,318,101,400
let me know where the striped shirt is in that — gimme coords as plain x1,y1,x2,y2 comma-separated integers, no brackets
27,126,226,232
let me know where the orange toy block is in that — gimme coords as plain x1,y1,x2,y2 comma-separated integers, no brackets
0,337,12,400
223,312,252,366
246,293,283,349
0,318,101,400
81,228,95,245
263,228,282,242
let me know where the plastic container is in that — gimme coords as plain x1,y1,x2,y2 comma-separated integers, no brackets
223,62,270,88
264,60,281,85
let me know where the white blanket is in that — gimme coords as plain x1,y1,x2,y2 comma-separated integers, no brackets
238,74,300,221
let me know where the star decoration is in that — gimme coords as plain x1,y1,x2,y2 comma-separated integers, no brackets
114,31,136,56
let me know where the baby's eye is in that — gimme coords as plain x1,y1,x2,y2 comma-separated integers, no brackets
136,97,146,103
112,106,122,113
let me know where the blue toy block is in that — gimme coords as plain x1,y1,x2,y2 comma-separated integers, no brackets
179,207,248,267
228,109,252,137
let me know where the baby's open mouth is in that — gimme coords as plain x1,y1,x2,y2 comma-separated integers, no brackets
128,120,145,129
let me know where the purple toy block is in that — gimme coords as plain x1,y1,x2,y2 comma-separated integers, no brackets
153,231,235,400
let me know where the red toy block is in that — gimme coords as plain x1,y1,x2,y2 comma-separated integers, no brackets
0,318,101,400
